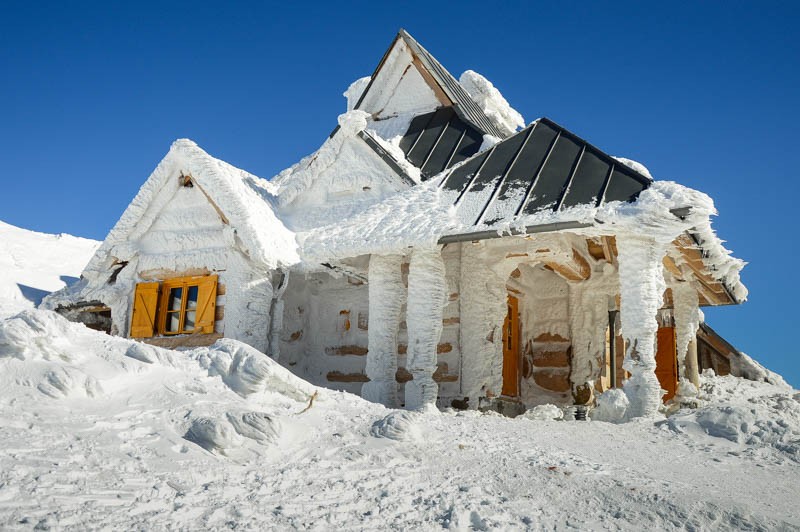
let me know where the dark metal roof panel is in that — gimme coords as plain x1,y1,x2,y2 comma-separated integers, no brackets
400,107,485,180
398,29,506,139
438,117,652,231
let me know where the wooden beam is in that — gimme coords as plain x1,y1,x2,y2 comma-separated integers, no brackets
543,248,591,281
586,238,606,261
662,255,684,280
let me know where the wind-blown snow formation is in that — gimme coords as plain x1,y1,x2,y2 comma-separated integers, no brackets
459,70,525,136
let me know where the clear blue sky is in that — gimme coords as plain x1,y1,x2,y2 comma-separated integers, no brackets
2,2,798,385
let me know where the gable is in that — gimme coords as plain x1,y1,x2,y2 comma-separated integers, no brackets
355,30,505,140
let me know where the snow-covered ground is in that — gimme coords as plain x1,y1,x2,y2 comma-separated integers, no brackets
1,223,798,530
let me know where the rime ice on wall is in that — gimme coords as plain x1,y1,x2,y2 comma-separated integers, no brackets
459,243,507,404
43,139,296,352
362,254,404,406
617,234,667,418
568,266,618,402
405,248,446,409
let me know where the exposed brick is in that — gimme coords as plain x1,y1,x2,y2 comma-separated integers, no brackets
533,369,571,392
395,367,412,383
534,332,570,343
532,349,570,368
325,345,368,356
396,363,458,383
289,330,302,342
437,343,453,354
327,371,369,383
442,317,460,326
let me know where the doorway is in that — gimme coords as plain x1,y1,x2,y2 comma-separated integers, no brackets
655,326,679,401
502,294,520,397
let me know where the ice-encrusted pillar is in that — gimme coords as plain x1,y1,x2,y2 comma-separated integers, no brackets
405,247,447,410
459,243,507,406
361,254,404,407
568,282,611,404
617,234,667,418
673,282,701,390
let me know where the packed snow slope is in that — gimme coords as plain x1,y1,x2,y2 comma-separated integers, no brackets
0,220,99,315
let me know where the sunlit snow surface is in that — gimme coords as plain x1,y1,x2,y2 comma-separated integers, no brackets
0,223,798,529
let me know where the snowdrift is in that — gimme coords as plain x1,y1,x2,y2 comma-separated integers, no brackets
0,308,318,457
0,307,799,529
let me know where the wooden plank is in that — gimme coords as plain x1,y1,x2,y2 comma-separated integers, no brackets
543,248,591,281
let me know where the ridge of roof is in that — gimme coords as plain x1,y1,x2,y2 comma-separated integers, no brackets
85,139,299,273
353,29,506,139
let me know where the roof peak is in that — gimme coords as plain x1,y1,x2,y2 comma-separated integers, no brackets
353,29,506,138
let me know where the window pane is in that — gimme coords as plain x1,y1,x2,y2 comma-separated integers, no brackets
168,287,183,311
166,312,180,332
186,285,198,310
184,311,196,331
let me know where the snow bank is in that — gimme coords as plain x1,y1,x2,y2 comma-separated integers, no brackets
195,338,316,401
371,410,424,442
459,70,525,136
665,375,800,461
591,389,630,423
521,404,564,421
0,308,322,459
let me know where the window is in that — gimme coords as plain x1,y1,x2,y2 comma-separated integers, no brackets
130,275,218,338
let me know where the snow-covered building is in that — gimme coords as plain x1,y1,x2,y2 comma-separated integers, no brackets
46,30,748,419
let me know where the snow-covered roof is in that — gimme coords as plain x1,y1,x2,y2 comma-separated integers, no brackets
85,139,299,273
354,29,507,139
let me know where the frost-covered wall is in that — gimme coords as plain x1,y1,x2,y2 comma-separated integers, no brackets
278,270,370,395
513,265,574,406
278,246,464,407
112,184,274,351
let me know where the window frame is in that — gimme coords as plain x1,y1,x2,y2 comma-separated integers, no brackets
156,275,217,336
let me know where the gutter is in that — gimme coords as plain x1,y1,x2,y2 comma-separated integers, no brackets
437,220,593,245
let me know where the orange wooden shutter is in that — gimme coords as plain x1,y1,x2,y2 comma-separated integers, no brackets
130,282,160,338
195,275,218,334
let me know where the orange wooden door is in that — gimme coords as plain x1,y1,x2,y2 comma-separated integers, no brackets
502,295,520,397
655,326,679,402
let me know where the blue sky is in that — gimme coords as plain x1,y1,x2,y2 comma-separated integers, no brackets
2,1,798,385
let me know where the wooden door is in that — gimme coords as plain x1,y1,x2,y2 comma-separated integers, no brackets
502,295,520,397
655,326,679,402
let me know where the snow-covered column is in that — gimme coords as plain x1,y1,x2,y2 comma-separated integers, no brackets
459,244,507,406
568,283,610,404
617,234,667,418
361,254,404,407
405,247,447,410
684,338,700,388
672,282,701,379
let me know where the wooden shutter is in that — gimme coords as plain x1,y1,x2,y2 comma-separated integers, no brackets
195,275,218,334
130,282,160,338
